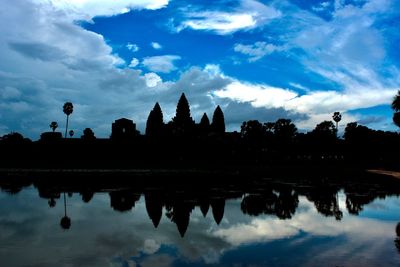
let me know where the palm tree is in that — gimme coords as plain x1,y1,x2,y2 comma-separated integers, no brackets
63,102,73,138
332,112,342,130
49,121,58,132
392,91,400,128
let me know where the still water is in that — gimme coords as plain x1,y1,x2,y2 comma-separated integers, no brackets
1,173,400,267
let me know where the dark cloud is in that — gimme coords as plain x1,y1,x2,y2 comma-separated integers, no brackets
9,42,66,62
224,101,309,126
357,115,387,125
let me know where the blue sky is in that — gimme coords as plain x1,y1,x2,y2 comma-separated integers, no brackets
0,0,399,138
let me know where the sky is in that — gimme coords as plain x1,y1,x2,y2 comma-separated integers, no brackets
0,0,399,139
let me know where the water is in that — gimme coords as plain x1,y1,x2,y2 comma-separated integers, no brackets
1,173,400,267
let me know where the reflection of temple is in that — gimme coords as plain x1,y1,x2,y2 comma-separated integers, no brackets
3,171,400,237
145,193,163,228
211,199,225,225
111,118,137,140
166,202,194,237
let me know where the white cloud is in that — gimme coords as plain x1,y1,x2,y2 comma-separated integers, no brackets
151,42,162,50
214,79,397,130
234,42,282,62
142,55,181,73
176,0,281,35
144,73,162,87
215,81,297,109
35,0,169,20
127,43,139,52
180,12,256,35
129,58,139,68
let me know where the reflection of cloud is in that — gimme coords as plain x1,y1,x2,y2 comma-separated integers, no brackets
0,190,398,267
213,197,394,247
214,218,299,245
143,239,160,254
138,254,174,267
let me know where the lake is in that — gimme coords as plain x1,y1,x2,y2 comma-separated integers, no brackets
0,170,400,266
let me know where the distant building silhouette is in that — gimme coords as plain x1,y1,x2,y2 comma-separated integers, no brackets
171,93,195,136
146,102,164,137
111,118,138,140
211,105,225,134
198,113,210,136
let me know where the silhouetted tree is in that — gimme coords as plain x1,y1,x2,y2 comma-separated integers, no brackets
1,132,26,143
146,102,164,137
392,91,400,128
172,93,194,136
69,130,74,138
81,128,96,140
392,91,400,111
211,105,225,134
63,102,73,138
312,121,337,140
240,120,265,140
332,112,342,131
273,119,297,144
49,121,58,132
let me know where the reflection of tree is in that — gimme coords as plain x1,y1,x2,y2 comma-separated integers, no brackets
395,223,400,253
80,190,94,203
344,184,377,215
307,186,342,220
241,191,277,216
48,197,56,207
60,192,71,230
275,188,299,219
109,191,140,212
241,187,298,219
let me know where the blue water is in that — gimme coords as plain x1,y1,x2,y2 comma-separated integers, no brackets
0,183,399,267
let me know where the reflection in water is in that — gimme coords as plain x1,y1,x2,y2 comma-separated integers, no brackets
1,171,400,266
60,192,71,230
395,223,400,253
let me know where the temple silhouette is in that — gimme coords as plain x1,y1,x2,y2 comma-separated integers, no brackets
1,92,399,170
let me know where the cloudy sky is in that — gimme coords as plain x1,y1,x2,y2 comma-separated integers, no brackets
1,0,399,138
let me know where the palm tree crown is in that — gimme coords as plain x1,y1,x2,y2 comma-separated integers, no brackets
49,121,58,132
63,102,73,116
